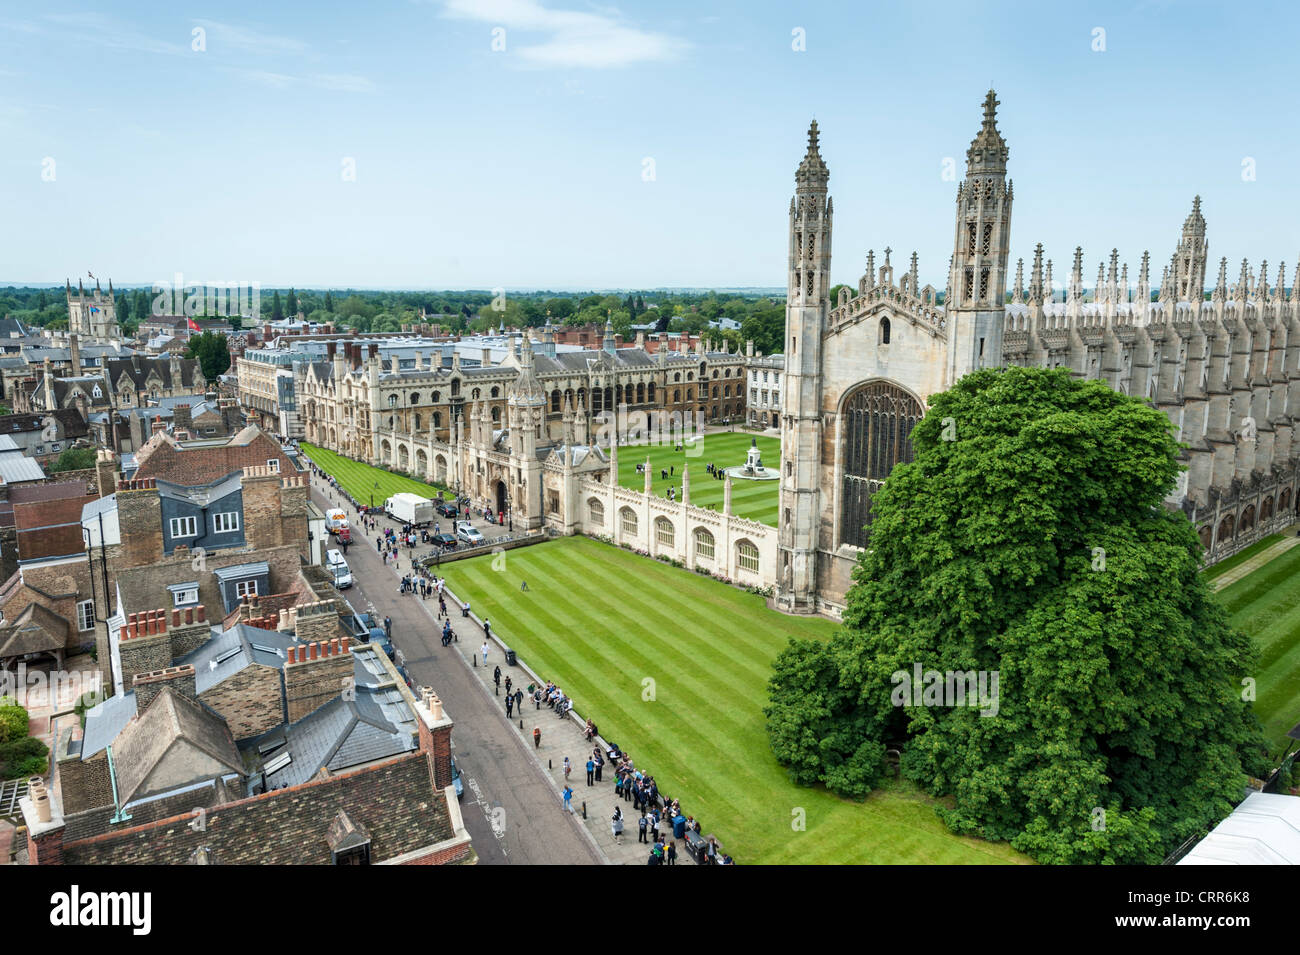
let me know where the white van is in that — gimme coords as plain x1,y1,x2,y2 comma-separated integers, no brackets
326,549,353,589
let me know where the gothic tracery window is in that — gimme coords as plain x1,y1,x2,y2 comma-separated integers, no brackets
839,382,923,549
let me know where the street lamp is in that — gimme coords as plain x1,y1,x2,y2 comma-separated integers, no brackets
371,480,378,511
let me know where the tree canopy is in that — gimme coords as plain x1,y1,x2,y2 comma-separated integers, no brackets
184,331,231,382
765,367,1268,864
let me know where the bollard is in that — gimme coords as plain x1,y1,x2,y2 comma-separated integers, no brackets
582,801,587,820
519,719,523,730
472,656,476,667
548,759,552,769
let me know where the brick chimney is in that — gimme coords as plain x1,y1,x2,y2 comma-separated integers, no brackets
117,608,173,689
167,604,210,658
174,403,192,434
20,778,64,865
70,333,82,377
241,465,284,550
284,636,352,722
116,478,163,567
415,687,454,790
133,664,197,713
94,449,116,499
293,598,340,646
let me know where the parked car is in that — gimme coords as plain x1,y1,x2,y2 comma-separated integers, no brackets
435,502,459,519
430,533,457,548
450,755,464,801
326,549,353,589
457,525,485,545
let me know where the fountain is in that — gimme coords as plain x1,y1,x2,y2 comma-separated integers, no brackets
724,436,779,482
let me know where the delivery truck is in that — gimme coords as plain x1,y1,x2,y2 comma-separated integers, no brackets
384,492,434,527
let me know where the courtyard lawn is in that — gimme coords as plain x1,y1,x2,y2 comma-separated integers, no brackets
617,431,780,526
447,535,1028,864
300,442,449,508
1214,544,1300,752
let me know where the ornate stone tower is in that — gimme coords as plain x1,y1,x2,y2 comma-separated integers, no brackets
66,277,119,340
507,335,546,529
1171,196,1208,302
778,120,832,612
946,90,1012,384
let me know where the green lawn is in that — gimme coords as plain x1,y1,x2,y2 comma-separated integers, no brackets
1202,534,1285,581
617,431,780,526
300,442,449,507
1214,544,1300,752
447,536,1028,864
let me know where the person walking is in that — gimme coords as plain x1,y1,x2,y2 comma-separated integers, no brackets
504,676,512,697
594,751,604,782
383,615,392,638
533,726,541,748
563,756,572,780
666,840,677,865
493,665,502,691
505,693,514,718
586,757,595,786
483,618,492,640
562,785,574,814
514,688,523,713
481,641,489,665
611,806,624,842
638,813,648,844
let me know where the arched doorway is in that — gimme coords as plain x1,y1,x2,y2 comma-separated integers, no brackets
839,381,923,548
495,480,507,521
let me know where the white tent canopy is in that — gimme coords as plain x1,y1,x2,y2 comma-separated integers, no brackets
1178,792,1300,865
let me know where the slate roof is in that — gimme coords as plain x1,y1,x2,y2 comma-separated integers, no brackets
112,687,243,805
178,622,288,694
104,355,203,391
80,690,137,760
0,451,45,483
0,602,70,659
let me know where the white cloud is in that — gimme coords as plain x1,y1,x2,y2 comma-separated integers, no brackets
441,0,683,69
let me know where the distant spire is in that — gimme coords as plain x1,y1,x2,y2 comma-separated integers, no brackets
909,251,919,294
1213,256,1228,302
1068,247,1084,305
865,250,875,288
1011,257,1024,305
1044,259,1054,303
965,89,1009,173
1028,244,1044,304
1138,251,1151,305
1095,261,1105,303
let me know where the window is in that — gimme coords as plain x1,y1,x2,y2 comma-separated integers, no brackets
234,579,259,599
170,516,198,538
387,395,397,408
588,498,605,525
656,517,674,547
411,393,420,405
620,507,637,536
213,512,240,533
92,385,102,398
267,458,280,472
77,599,95,632
172,587,199,607
694,527,715,561
491,386,499,398
737,539,760,573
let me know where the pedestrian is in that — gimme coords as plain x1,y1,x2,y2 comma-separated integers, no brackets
533,726,541,748
483,618,492,640
666,841,677,865
563,756,571,780
383,615,392,638
521,580,529,592
504,676,512,696
515,688,523,712
586,757,595,786
594,751,604,782
493,665,502,689
611,806,624,841
562,785,574,814
638,813,648,843
505,694,514,718
670,464,674,476
481,641,489,665
462,601,470,618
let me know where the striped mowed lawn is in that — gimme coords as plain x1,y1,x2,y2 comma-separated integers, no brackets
300,442,450,506
617,431,780,526
448,535,1029,864
1214,543,1300,752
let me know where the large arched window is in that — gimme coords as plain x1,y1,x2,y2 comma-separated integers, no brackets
620,506,637,536
879,317,891,345
588,498,604,526
736,538,759,573
551,389,561,412
694,527,715,560
655,517,674,548
839,381,923,549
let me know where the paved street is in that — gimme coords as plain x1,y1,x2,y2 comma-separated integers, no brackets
310,475,604,866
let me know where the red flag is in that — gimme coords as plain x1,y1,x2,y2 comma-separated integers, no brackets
187,316,201,332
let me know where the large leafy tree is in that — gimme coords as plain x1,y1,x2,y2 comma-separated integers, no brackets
765,367,1268,863
184,331,231,381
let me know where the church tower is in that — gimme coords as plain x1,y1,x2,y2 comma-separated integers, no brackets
946,91,1012,384
1171,196,1208,302
777,120,832,613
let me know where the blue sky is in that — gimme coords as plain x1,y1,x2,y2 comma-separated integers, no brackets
1,0,1297,291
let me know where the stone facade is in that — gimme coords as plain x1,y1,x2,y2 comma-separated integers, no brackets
776,90,1300,615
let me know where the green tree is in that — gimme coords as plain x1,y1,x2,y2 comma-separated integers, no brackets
286,287,298,317
48,447,97,473
324,290,335,313
184,331,232,381
271,290,283,322
765,367,1268,864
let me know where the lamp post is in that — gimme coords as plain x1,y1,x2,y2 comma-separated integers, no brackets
371,480,377,511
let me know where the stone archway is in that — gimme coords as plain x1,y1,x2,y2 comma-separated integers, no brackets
435,454,448,483
415,448,428,479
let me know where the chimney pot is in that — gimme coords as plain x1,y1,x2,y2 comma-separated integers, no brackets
197,605,206,622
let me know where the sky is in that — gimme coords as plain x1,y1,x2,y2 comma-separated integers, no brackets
1,0,1297,291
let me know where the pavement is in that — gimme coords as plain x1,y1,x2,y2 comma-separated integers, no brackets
1210,526,1300,591
311,476,606,865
